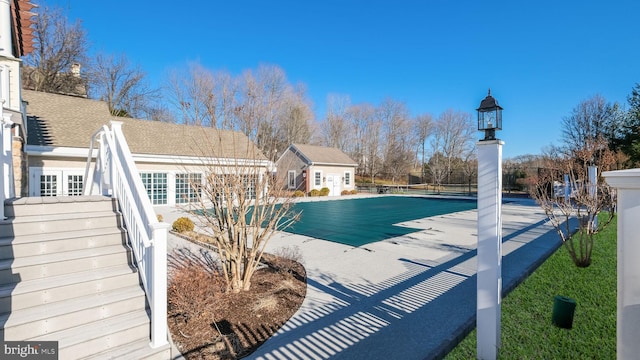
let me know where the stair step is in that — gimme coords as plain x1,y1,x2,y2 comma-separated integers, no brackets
0,265,139,313
0,227,127,259
4,196,116,217
84,338,171,360
0,211,123,237
1,285,146,340
34,310,152,359
0,245,132,284
0,196,165,358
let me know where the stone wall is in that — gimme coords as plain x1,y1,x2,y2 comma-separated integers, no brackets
12,135,27,197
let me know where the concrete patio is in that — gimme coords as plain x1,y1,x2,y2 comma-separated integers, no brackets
157,195,562,360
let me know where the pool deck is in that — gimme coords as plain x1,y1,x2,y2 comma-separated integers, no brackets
157,195,565,360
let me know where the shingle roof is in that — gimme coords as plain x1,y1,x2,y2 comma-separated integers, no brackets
24,90,266,160
291,143,357,166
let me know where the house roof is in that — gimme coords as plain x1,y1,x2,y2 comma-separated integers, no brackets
24,90,267,160
289,143,357,166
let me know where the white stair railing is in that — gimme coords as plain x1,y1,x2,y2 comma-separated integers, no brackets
84,121,169,348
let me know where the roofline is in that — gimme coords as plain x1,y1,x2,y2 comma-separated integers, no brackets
25,145,273,167
310,162,358,167
289,144,313,165
276,144,358,167
25,145,96,158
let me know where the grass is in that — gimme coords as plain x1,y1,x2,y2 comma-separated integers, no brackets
446,213,617,359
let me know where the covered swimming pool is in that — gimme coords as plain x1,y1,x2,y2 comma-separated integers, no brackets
284,196,476,247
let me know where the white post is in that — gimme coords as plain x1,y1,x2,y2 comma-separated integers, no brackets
477,139,503,360
0,65,9,107
0,110,13,219
603,168,640,360
564,174,571,202
588,166,598,229
0,0,12,58
149,222,170,348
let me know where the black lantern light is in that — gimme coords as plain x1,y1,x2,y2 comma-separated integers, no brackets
476,89,503,141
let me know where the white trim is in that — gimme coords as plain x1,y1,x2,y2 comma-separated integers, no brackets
26,145,97,158
26,144,272,167
311,162,358,167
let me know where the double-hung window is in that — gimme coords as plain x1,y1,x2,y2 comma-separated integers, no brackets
344,171,352,186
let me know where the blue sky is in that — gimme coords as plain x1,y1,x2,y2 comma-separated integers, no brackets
46,0,640,159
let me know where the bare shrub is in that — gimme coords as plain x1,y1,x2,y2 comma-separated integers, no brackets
271,245,303,264
529,139,616,267
252,295,279,313
263,246,305,280
167,249,223,318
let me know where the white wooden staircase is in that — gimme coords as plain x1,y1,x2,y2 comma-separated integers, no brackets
0,196,171,359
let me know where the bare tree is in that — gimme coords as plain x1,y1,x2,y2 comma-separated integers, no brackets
22,6,89,95
274,85,314,151
461,145,477,194
379,98,414,183
413,113,433,182
561,95,619,161
166,62,313,161
186,130,300,292
321,94,351,150
434,109,475,183
350,103,382,183
427,151,447,193
167,62,217,126
89,53,159,118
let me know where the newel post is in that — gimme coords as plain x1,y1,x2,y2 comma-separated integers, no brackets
1,110,14,219
603,168,640,360
150,222,170,348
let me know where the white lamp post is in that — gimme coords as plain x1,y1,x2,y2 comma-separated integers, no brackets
476,89,504,360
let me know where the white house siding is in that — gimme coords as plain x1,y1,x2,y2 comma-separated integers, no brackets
27,155,269,206
0,60,21,112
307,165,355,196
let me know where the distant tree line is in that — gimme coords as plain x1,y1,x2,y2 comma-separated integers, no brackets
21,3,640,185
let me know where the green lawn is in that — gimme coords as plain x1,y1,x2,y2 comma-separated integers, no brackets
446,213,617,359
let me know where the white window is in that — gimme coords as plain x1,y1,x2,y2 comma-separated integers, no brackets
141,173,168,205
40,174,58,196
314,171,322,186
176,173,202,204
288,170,296,189
67,174,84,196
243,174,257,199
344,171,352,186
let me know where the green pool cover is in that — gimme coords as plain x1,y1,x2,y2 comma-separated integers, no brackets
284,197,476,247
